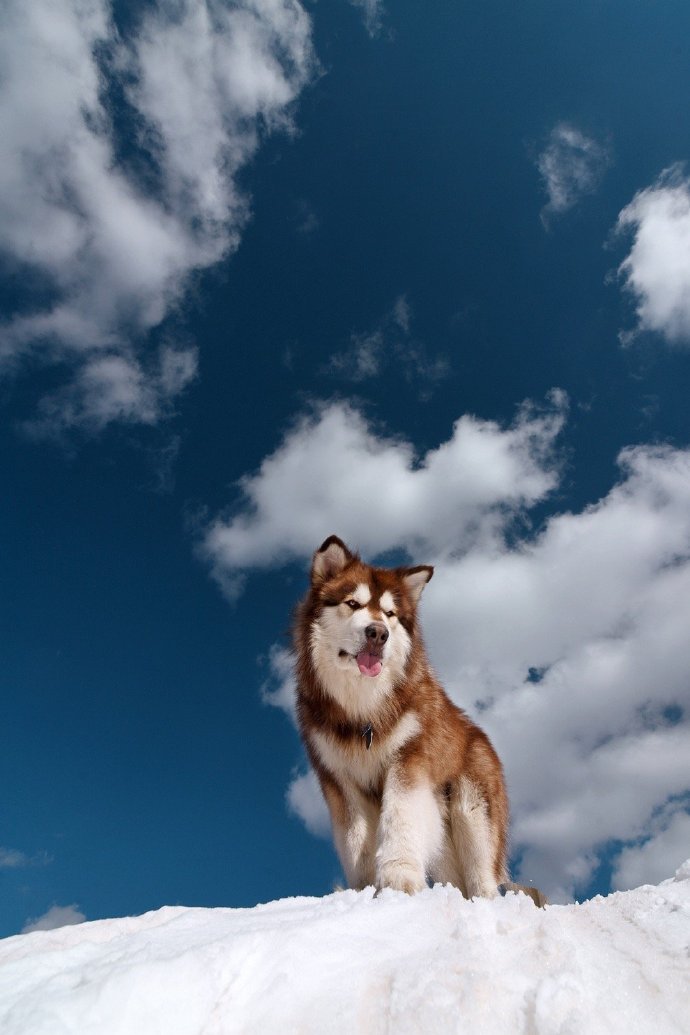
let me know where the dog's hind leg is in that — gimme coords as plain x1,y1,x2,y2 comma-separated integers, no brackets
449,777,505,899
428,792,467,893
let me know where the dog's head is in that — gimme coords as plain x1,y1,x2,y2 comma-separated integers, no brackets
307,535,433,687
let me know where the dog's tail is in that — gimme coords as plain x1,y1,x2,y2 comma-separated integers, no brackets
499,881,548,908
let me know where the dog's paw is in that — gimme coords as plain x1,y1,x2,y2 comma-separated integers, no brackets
376,863,426,895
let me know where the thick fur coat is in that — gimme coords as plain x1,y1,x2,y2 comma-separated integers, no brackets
293,535,510,898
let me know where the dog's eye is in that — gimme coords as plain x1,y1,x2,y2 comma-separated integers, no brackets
385,610,396,618
344,599,360,610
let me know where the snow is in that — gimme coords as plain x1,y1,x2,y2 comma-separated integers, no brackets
1,864,688,1035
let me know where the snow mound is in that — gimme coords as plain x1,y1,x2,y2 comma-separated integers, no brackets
1,863,689,1034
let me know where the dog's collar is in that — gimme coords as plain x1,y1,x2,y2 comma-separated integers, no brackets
333,719,374,749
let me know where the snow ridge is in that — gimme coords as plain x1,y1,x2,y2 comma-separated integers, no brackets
1,862,688,1034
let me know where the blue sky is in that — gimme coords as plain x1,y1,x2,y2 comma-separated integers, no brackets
2,0,690,935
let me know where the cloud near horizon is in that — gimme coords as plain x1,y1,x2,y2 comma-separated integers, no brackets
0,0,314,434
205,397,690,901
21,904,86,934
616,165,690,346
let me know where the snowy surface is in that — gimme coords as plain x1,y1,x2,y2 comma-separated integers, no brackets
1,862,688,1035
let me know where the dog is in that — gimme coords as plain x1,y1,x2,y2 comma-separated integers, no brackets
294,534,520,900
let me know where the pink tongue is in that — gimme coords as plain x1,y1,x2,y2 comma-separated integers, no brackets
356,651,382,677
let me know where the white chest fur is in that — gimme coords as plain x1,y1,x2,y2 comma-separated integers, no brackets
310,711,421,793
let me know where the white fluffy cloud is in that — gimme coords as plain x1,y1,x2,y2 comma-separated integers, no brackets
205,398,690,901
537,123,609,225
0,0,314,432
617,165,690,345
260,644,298,723
21,904,86,934
612,807,690,891
202,393,566,598
286,769,331,838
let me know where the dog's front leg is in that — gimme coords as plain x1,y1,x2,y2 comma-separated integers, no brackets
323,779,378,890
376,769,443,894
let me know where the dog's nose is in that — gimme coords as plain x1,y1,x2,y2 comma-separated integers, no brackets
365,622,389,647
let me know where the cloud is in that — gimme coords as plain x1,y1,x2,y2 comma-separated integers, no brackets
260,644,298,723
21,904,86,934
537,123,610,225
348,0,385,37
329,330,384,381
24,345,199,439
0,847,30,869
616,165,690,346
0,846,51,869
416,442,690,899
612,806,690,891
0,0,314,432
260,645,332,836
292,199,319,236
286,769,331,838
209,396,690,900
326,296,449,396
201,392,566,595
392,295,411,334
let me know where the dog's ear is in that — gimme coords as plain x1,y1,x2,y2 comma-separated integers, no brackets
311,535,354,583
401,565,433,605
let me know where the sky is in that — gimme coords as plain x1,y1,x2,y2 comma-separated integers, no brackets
1,0,690,936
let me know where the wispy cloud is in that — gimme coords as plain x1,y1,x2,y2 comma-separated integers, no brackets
537,123,610,226
260,644,298,723
326,296,449,396
292,199,319,236
616,165,690,346
0,0,315,434
329,330,384,380
21,904,86,934
0,847,30,869
0,846,51,869
349,0,385,37
206,396,690,899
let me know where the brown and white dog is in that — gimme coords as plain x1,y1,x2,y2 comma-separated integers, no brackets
293,534,511,899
